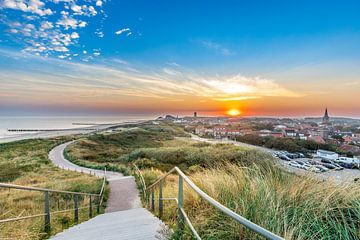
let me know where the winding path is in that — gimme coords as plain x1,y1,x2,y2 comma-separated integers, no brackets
48,141,164,239
48,141,141,212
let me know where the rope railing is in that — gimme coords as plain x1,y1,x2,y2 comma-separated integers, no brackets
0,167,107,233
137,166,284,240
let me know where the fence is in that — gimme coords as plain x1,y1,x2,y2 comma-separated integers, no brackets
0,168,106,233
134,166,284,240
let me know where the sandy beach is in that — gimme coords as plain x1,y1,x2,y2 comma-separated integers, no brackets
0,121,141,144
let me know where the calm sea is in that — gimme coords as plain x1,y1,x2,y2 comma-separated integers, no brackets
0,115,154,139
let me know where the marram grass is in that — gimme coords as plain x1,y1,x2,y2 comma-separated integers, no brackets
145,163,360,240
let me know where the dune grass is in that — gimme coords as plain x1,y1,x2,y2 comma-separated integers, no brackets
65,123,360,239
142,163,360,240
0,138,105,239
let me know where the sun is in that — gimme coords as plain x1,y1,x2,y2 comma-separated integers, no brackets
227,108,241,116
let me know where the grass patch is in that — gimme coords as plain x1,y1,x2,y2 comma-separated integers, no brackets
0,137,105,239
147,164,360,240
65,122,360,239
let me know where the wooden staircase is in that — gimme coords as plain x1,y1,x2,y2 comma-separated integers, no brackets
50,208,164,240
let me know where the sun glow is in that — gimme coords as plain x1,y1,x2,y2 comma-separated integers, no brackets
227,108,241,116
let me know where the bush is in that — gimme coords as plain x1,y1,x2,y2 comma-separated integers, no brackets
121,144,275,171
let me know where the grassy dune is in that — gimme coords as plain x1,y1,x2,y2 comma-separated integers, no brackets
65,123,360,239
142,164,360,240
0,138,105,239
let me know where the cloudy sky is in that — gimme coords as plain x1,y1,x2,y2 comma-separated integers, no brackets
1,0,360,117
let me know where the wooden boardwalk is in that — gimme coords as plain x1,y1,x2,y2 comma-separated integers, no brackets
50,208,164,240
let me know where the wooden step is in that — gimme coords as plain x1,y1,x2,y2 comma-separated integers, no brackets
50,208,165,240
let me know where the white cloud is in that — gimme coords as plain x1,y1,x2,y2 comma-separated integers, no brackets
115,28,131,35
71,32,79,39
70,4,82,13
1,0,105,59
93,52,100,56
78,21,87,27
0,49,301,105
53,46,69,52
0,0,53,16
40,21,53,30
95,30,104,38
88,6,97,16
57,15,78,29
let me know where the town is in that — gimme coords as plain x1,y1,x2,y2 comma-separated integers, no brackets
158,109,360,179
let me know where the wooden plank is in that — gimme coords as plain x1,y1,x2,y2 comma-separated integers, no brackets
50,208,164,240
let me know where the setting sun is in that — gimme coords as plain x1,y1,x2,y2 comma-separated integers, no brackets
227,108,241,116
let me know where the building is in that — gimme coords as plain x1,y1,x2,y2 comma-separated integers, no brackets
316,149,339,160
194,112,197,117
283,128,297,138
258,129,271,137
322,108,330,125
308,136,325,144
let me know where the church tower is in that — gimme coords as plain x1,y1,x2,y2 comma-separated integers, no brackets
322,108,330,125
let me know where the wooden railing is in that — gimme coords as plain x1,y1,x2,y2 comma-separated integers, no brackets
0,168,107,233
134,166,284,240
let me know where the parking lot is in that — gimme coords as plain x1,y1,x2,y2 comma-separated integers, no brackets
274,151,360,184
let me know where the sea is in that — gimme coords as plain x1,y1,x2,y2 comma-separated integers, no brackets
0,115,155,139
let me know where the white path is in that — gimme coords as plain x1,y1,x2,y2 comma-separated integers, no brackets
49,141,124,180
48,142,164,239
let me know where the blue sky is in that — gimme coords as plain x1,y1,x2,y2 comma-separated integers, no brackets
1,0,360,116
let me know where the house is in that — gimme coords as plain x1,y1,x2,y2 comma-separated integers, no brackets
271,132,284,138
284,129,297,138
308,136,325,144
339,145,360,155
343,135,353,144
195,126,206,136
258,129,272,137
226,129,241,136
316,149,339,160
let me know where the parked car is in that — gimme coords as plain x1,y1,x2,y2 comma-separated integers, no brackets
321,158,333,164
302,164,311,170
316,165,329,172
309,166,321,173
321,163,337,170
297,153,305,158
279,154,291,161
289,161,301,168
332,163,344,170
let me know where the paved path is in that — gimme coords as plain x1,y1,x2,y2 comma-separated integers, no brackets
48,141,141,212
50,208,164,240
48,141,164,239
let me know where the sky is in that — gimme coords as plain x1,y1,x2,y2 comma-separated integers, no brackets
0,0,360,117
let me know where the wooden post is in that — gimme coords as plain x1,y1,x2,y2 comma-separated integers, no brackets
44,191,51,233
74,194,79,223
177,175,184,232
159,179,163,218
151,189,155,211
97,196,100,214
147,190,150,208
89,196,93,218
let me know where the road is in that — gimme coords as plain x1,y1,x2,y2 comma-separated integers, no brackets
48,141,141,212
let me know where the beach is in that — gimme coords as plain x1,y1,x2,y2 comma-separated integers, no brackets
0,116,151,143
